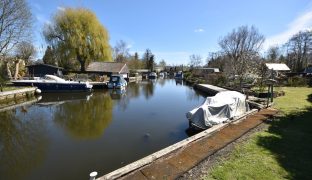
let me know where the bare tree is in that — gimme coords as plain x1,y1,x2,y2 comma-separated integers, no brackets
285,30,312,72
158,59,166,68
189,54,202,68
219,25,265,87
113,40,130,63
14,41,36,64
0,0,32,55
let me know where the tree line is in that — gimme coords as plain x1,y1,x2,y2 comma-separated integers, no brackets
186,26,312,87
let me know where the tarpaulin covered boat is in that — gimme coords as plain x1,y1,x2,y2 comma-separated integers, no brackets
186,91,249,129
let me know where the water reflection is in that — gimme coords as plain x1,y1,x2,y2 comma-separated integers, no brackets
142,80,155,99
109,89,126,100
175,79,183,86
53,93,113,139
0,109,47,180
0,79,207,180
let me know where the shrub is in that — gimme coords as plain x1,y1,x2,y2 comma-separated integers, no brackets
287,76,308,87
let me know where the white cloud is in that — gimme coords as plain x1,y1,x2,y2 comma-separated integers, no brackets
57,6,66,12
264,8,312,50
194,28,205,33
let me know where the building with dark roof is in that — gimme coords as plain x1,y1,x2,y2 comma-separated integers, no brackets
27,64,64,77
86,62,129,78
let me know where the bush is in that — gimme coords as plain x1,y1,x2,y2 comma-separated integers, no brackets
287,76,308,87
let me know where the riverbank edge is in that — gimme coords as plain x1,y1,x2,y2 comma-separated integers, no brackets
0,87,37,106
98,109,259,180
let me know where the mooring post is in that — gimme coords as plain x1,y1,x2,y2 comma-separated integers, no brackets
89,171,98,180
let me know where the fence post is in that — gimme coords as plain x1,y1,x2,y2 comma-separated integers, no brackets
89,171,98,180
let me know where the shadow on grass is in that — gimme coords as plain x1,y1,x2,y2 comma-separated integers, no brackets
257,106,312,179
308,93,312,103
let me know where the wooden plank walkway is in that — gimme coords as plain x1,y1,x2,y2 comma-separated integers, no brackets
97,108,278,180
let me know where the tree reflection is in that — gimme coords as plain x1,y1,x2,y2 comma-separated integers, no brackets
142,80,155,99
54,93,113,139
0,110,47,180
127,82,140,98
157,78,166,87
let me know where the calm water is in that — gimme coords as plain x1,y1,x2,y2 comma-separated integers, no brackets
0,79,206,180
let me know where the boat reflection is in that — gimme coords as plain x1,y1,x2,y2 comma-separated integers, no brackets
109,88,126,100
175,79,183,86
37,92,93,106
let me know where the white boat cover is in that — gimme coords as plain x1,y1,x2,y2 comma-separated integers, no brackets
186,91,249,129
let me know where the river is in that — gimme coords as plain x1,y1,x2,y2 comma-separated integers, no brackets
0,79,206,180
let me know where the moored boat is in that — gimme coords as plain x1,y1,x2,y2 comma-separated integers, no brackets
107,75,127,89
174,71,183,80
148,72,157,79
11,75,93,92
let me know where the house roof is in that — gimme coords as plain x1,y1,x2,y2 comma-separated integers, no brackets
86,62,128,74
195,68,220,73
265,63,290,71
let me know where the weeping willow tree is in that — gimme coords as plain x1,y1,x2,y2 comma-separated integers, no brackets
43,8,112,71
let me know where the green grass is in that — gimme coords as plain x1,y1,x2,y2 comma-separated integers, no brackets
1,86,20,92
205,87,312,180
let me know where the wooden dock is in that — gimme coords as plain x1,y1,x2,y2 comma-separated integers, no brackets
194,84,227,95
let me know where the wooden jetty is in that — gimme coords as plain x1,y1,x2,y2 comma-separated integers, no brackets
194,84,227,95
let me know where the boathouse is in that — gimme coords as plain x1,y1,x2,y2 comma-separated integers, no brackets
86,62,129,78
27,64,64,77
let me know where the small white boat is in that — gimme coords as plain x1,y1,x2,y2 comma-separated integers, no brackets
11,75,93,92
148,72,157,79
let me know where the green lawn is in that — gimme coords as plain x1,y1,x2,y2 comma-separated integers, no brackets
205,87,312,180
1,86,20,92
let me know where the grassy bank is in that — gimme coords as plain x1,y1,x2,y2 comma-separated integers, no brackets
205,87,312,180
0,86,20,92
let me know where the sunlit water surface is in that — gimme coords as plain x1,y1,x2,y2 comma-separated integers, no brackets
0,79,206,180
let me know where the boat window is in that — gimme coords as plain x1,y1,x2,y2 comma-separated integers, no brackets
111,76,119,82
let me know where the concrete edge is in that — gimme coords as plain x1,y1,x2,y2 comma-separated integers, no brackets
98,109,259,180
0,97,40,113
0,87,37,96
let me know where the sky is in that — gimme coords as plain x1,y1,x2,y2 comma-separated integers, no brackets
29,0,312,65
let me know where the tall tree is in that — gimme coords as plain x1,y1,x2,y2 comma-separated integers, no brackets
42,46,56,66
158,59,166,68
189,54,202,68
43,8,112,71
267,46,280,63
0,0,32,56
142,49,154,71
285,30,312,72
113,40,130,63
14,41,36,65
219,25,265,87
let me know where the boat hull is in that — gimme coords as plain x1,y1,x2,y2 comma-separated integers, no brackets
12,82,92,92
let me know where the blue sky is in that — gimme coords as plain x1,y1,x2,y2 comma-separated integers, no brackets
29,0,312,65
